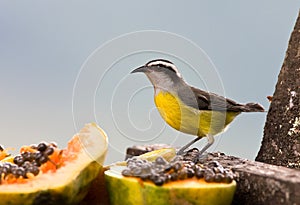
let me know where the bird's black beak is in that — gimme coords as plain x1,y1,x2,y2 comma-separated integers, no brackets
131,65,148,74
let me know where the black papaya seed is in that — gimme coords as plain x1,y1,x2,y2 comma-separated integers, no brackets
32,161,41,167
195,168,205,179
207,161,221,168
213,166,224,174
214,173,225,182
16,167,26,178
164,164,172,172
21,152,32,161
34,151,43,160
204,168,214,176
22,161,32,169
153,177,164,186
186,168,195,178
224,173,234,183
38,155,49,164
27,165,40,176
204,174,214,182
44,147,54,156
121,168,132,177
141,163,151,172
173,162,182,171
13,155,25,166
155,156,167,165
178,168,188,180
132,167,142,176
37,143,47,152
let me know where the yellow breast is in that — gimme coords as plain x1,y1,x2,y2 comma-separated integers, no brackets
154,91,240,137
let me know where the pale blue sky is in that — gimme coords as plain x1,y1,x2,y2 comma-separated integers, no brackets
0,1,299,164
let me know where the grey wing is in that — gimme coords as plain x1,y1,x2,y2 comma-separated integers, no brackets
178,86,243,112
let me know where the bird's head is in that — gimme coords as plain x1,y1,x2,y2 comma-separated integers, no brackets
131,59,183,90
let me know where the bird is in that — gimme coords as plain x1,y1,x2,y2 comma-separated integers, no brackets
131,59,265,156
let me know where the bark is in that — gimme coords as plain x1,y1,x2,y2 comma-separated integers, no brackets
256,11,300,168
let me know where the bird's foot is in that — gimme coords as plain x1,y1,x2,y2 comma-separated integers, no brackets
175,147,209,163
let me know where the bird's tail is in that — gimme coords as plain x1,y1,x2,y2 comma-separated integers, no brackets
240,103,265,112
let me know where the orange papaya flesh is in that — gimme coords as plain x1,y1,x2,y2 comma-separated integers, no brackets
0,123,108,205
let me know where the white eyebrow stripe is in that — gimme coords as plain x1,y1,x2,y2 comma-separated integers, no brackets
147,60,181,77
147,60,176,69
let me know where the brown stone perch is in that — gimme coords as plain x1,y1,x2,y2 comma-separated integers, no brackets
210,153,300,205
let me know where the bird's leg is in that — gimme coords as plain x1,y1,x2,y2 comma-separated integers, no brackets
176,137,202,155
198,134,215,156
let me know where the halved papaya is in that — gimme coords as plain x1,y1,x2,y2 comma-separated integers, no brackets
105,149,236,205
0,123,108,205
105,168,236,205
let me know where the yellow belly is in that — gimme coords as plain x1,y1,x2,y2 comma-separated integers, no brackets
154,91,240,137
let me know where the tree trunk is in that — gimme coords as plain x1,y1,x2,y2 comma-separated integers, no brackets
256,11,300,169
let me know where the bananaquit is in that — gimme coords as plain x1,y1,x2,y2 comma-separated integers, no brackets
131,59,264,155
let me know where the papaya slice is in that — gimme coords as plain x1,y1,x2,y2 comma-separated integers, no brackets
108,148,176,167
0,123,108,205
106,169,236,205
104,150,236,205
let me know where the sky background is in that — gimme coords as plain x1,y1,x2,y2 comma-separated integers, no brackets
0,1,300,164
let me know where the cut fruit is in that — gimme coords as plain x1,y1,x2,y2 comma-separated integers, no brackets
108,148,176,168
0,122,108,205
125,144,172,159
105,147,236,205
135,148,176,162
105,166,236,205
